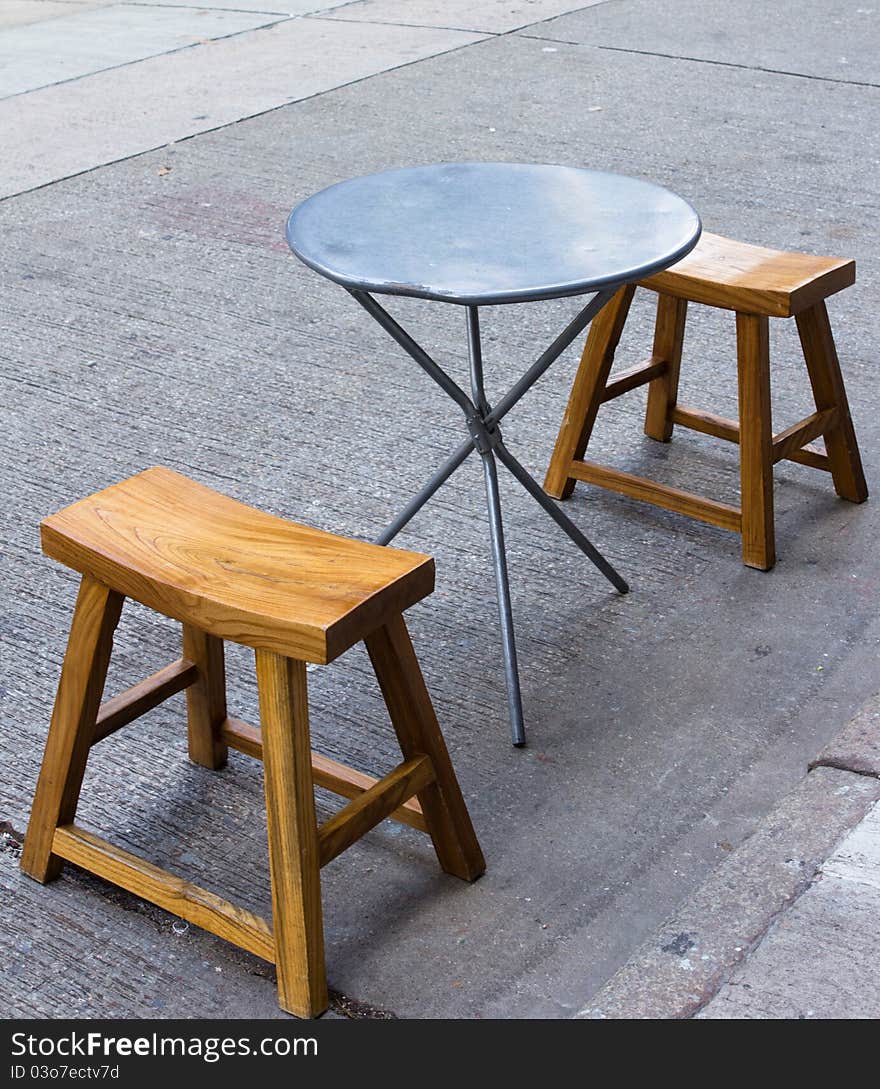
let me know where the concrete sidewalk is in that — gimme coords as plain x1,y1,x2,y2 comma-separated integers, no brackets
580,695,880,1019
0,0,602,196
2,0,879,1019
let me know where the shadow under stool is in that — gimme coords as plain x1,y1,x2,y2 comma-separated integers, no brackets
544,232,868,569
21,466,484,1018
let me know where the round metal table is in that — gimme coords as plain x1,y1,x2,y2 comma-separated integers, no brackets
287,162,701,745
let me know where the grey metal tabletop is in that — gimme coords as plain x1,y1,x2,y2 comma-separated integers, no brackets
286,162,701,306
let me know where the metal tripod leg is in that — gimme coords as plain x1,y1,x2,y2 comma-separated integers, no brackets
494,440,629,594
468,305,525,746
479,449,526,747
375,437,474,546
349,288,628,746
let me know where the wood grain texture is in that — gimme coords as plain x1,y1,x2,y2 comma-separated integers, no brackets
310,750,427,832
182,626,228,770
93,657,197,744
796,302,869,503
543,284,636,499
644,293,688,441
544,238,863,570
52,824,275,962
366,616,485,882
221,716,428,831
672,405,831,472
255,650,327,1018
569,459,742,533
40,466,435,664
736,313,775,570
788,445,832,472
21,576,123,883
641,232,855,317
317,755,434,867
219,715,264,759
671,404,742,444
771,408,839,465
600,357,667,403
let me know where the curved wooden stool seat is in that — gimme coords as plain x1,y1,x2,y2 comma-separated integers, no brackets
641,231,855,318
22,467,484,1018
41,467,436,664
544,232,868,569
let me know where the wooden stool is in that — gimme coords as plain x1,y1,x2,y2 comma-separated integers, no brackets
544,232,868,569
21,466,484,1018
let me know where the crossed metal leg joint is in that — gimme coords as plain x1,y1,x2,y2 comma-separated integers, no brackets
349,288,629,747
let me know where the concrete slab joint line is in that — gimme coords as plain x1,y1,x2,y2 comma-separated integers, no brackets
0,13,490,199
313,0,614,36
519,38,880,91
521,0,880,88
0,0,607,199
0,6,293,99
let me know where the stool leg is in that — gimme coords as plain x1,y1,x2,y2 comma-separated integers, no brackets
365,616,485,882
795,301,868,503
255,650,327,1018
736,312,776,570
544,284,636,499
644,294,688,442
21,576,123,883
183,625,228,770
